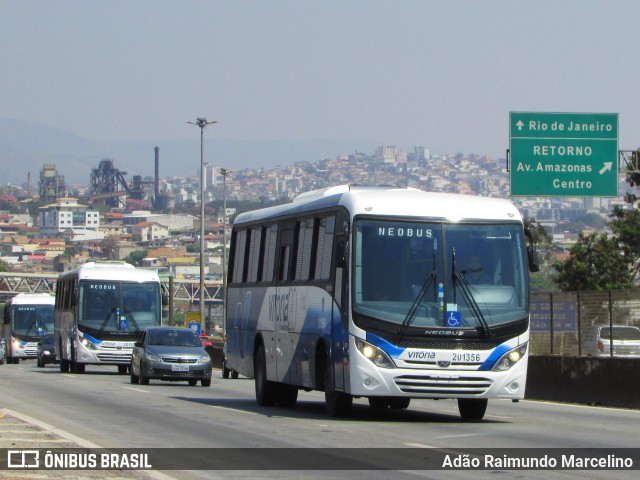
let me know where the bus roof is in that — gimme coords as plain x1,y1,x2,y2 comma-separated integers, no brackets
58,262,160,283
234,184,522,226
6,293,55,306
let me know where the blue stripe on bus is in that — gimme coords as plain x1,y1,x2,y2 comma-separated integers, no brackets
478,343,512,370
83,333,100,345
365,332,406,357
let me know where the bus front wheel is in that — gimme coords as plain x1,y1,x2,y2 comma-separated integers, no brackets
324,361,352,417
458,398,488,421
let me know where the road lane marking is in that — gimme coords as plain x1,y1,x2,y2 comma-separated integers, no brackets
2,407,180,480
124,386,150,393
208,405,258,415
404,442,437,448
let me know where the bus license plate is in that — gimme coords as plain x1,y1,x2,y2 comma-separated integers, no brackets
171,365,189,372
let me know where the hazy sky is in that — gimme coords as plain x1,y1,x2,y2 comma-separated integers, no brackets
2,0,640,162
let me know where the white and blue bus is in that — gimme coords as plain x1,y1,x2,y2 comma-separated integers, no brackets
3,293,55,364
225,185,538,418
54,262,165,374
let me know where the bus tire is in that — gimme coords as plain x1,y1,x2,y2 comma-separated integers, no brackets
368,397,391,409
276,384,298,407
60,358,70,373
118,365,128,375
231,370,239,379
324,361,352,417
458,398,488,421
389,398,411,409
254,344,276,406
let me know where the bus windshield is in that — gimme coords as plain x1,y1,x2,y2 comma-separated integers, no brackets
11,305,54,337
78,281,160,336
353,219,529,330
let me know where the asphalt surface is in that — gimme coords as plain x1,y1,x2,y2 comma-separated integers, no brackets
0,408,168,480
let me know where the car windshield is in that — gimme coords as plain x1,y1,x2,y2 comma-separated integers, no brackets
353,219,529,331
601,327,640,341
148,330,201,347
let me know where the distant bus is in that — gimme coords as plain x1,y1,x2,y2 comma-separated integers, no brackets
54,262,164,374
225,185,538,419
3,293,55,364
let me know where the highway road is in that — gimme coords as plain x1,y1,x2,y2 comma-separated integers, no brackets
1,361,639,479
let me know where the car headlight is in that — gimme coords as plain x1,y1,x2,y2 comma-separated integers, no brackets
355,339,395,368
145,353,161,362
199,355,210,363
80,337,97,350
492,343,528,371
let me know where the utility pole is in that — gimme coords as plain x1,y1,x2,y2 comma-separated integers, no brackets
187,118,217,335
219,168,230,333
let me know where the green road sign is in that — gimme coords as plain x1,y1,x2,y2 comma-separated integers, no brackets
509,112,618,196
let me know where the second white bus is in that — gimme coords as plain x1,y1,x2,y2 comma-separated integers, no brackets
54,262,164,374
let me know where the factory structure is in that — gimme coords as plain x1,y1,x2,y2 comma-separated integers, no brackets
31,147,177,211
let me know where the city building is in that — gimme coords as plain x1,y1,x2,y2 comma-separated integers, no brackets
38,198,104,242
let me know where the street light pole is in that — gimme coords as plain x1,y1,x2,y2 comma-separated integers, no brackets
187,118,217,335
219,168,230,330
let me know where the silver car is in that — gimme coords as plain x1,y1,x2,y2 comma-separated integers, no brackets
130,327,212,386
582,324,640,357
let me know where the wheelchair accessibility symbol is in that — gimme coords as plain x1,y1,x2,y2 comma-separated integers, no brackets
447,311,462,327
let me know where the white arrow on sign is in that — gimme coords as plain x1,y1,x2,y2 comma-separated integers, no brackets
516,120,524,131
599,162,613,175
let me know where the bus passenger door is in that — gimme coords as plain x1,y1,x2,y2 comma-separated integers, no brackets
275,228,295,384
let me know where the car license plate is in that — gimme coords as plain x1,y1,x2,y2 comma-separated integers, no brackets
171,364,189,372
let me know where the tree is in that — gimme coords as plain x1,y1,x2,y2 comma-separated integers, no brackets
625,149,640,188
523,218,557,292
609,199,640,282
124,250,148,267
553,232,633,291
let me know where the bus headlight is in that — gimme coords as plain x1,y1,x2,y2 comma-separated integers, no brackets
356,339,395,368
80,337,97,350
492,343,528,371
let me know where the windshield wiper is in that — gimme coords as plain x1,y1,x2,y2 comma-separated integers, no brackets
98,307,117,335
452,248,491,337
396,271,437,342
123,305,141,333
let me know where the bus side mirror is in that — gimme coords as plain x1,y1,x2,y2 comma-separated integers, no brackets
527,247,540,273
525,227,540,273
335,236,348,269
162,293,169,307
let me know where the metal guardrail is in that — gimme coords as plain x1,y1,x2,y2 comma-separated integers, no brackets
0,272,223,304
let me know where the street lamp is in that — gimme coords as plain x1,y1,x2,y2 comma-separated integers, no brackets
187,118,217,335
219,168,230,329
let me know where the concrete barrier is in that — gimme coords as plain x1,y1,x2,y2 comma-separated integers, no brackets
526,356,640,408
